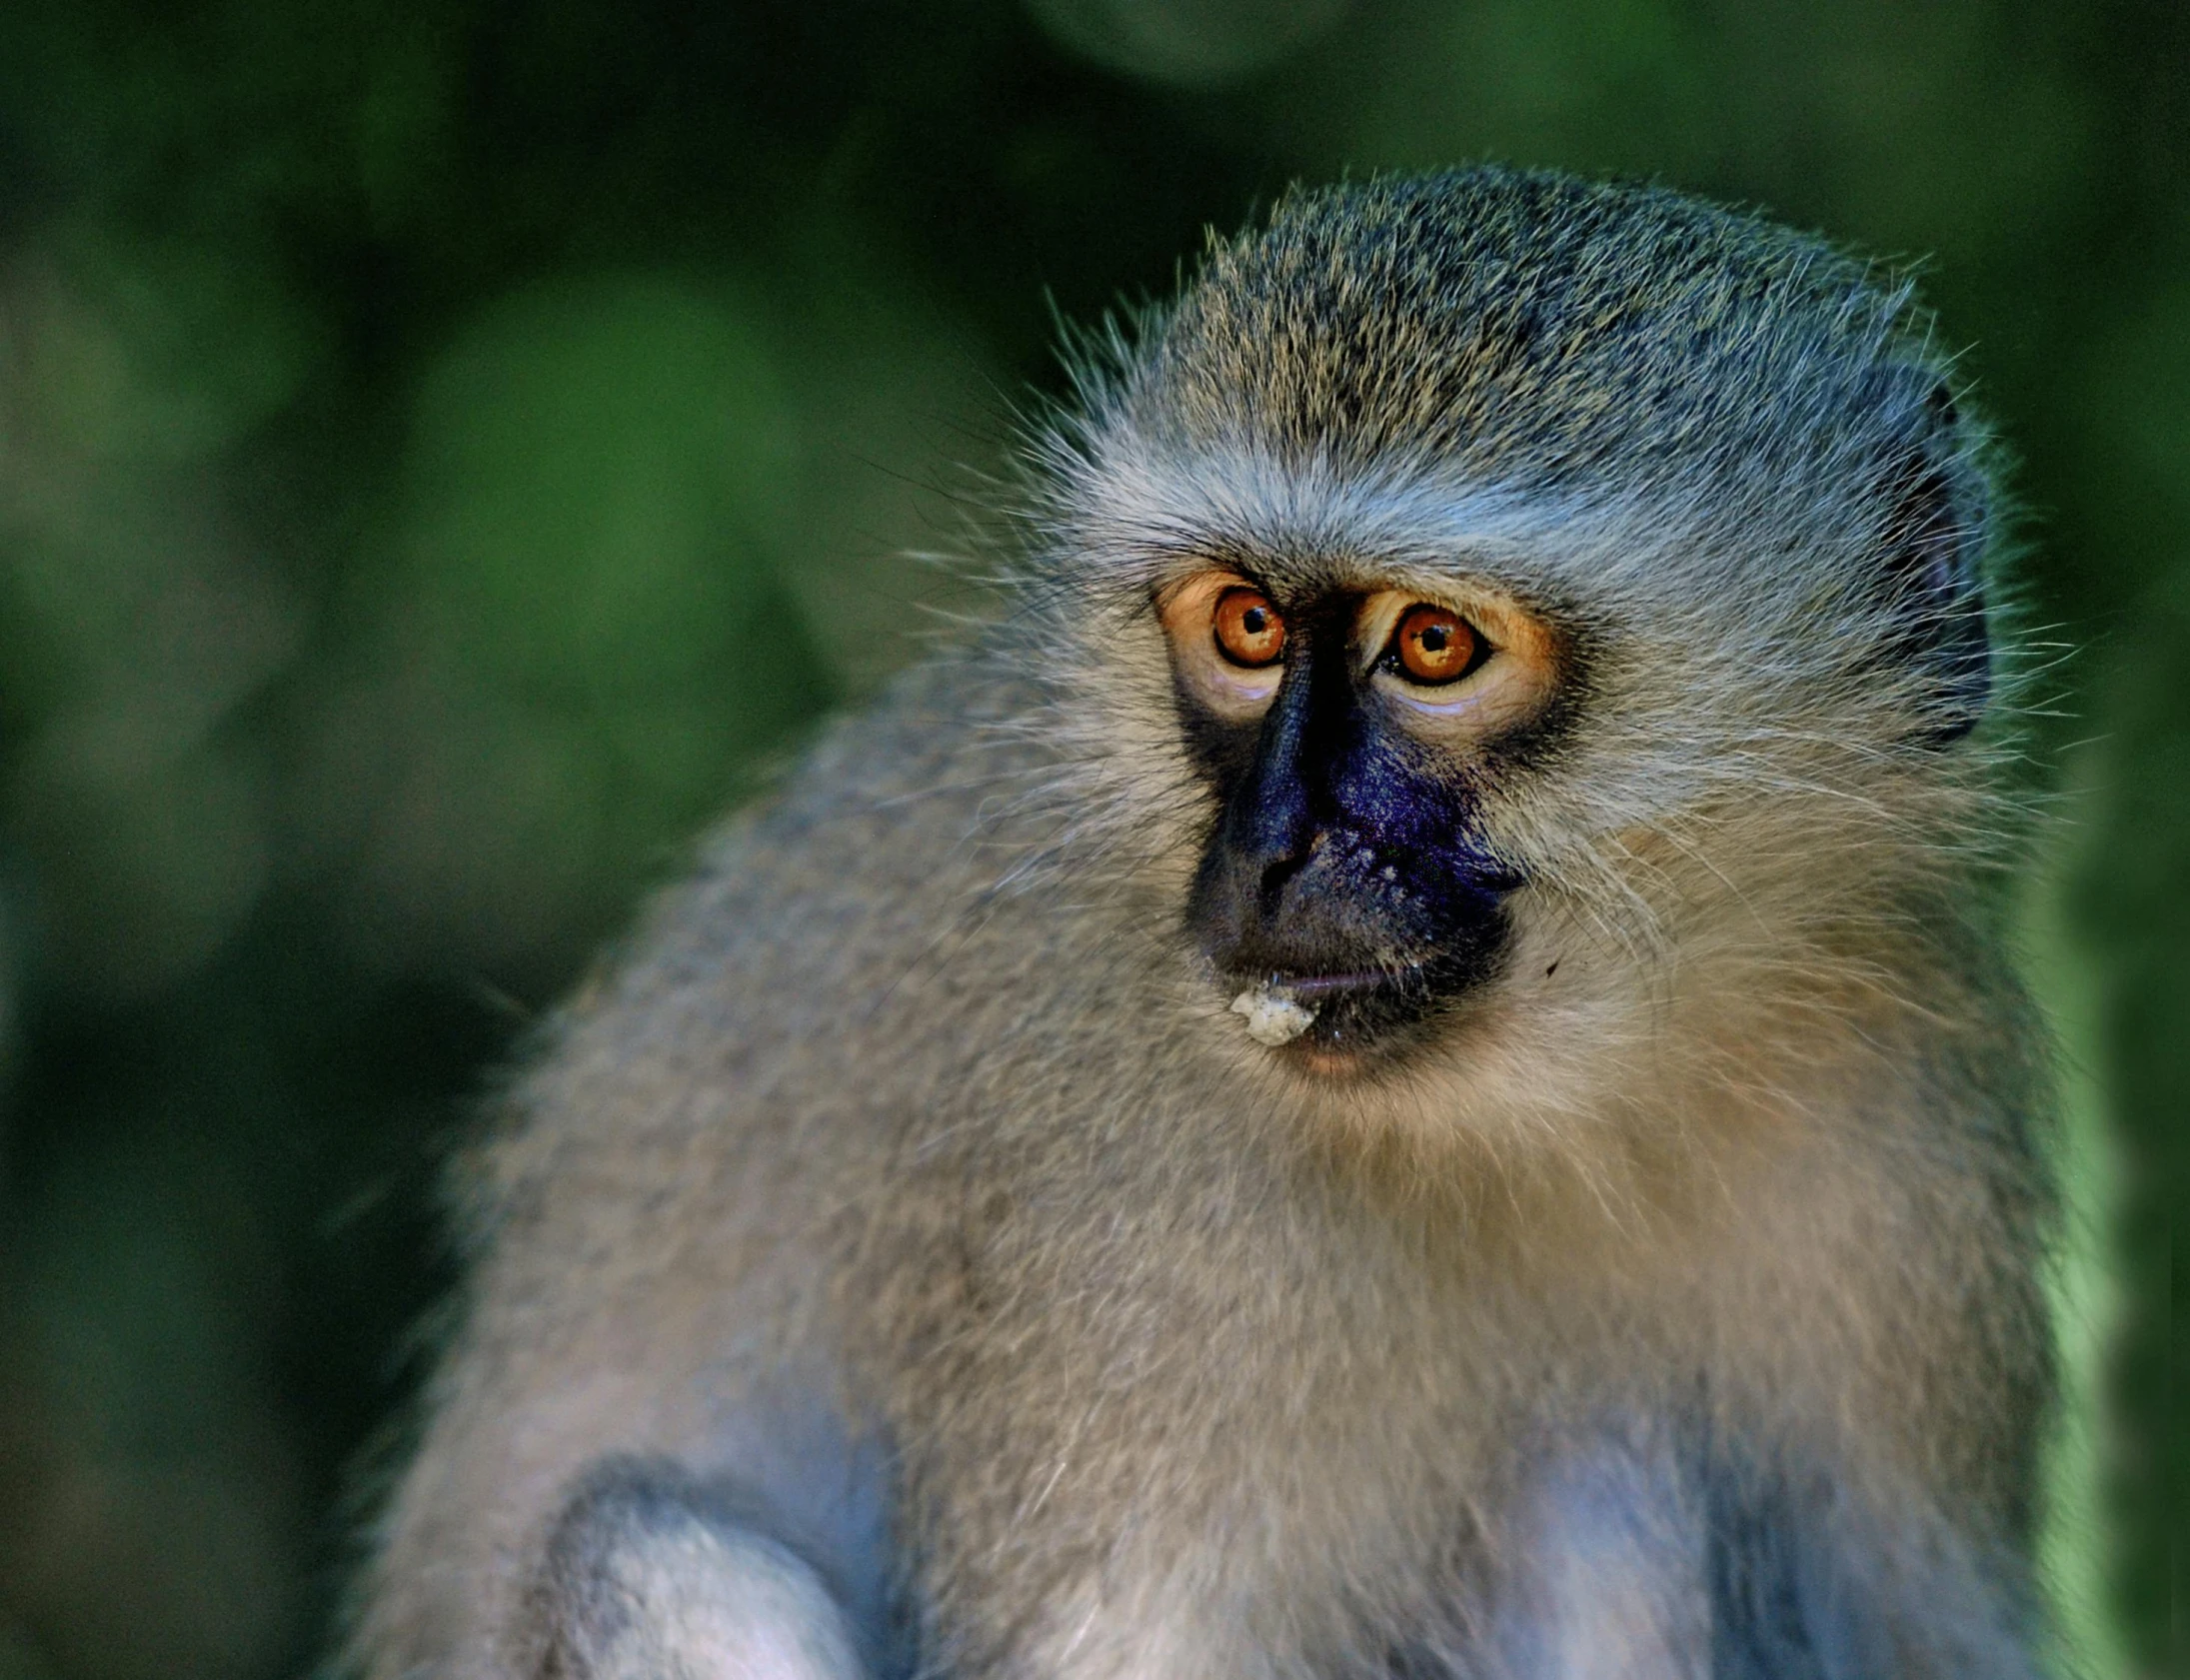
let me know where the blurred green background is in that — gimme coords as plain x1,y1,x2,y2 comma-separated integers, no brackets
0,1,2175,1676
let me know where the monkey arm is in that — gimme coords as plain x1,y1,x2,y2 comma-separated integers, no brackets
1693,1431,2045,1680
517,1379,912,1680
1674,1081,2053,1680
522,1457,891,1680
1482,1396,2042,1680
358,1342,913,1680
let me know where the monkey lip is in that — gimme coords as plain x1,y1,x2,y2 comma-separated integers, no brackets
1211,939,1463,1057
1262,963,1426,1000
1221,958,1448,1060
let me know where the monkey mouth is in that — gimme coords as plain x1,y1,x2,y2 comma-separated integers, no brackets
1264,967,1414,998
1224,959,1438,1055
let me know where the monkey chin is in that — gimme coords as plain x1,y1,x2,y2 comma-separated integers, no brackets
1273,1023,1450,1086
1285,1043,1374,1080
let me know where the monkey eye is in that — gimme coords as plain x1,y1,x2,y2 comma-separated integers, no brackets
1387,604,1484,685
1211,587,1286,669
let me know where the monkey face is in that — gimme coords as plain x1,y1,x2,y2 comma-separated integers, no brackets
1157,567,1567,1063
1032,170,2002,1106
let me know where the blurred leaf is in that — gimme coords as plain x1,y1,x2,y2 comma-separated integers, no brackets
289,274,837,973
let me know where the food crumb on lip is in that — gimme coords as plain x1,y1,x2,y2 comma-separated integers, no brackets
1229,984,1317,1046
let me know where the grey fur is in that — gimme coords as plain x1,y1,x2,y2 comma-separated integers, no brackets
524,1464,867,1680
352,169,2055,1680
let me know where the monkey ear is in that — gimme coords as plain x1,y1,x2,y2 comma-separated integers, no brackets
1869,373,1992,743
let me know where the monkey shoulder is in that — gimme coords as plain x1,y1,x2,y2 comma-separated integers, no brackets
366,656,1038,1675
466,650,1062,1290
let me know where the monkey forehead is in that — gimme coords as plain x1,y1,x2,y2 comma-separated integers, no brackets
1120,167,1944,483
1054,439,1624,600
1050,426,1841,621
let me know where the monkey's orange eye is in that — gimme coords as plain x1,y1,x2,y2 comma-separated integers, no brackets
1211,587,1286,669
1391,604,1481,685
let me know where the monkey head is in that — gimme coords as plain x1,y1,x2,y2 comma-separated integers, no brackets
1023,169,2001,1092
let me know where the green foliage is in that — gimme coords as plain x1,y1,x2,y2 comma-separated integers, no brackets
0,1,2175,1675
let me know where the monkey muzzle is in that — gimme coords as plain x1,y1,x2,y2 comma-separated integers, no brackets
1194,824,1517,1057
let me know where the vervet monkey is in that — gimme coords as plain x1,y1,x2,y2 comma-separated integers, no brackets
355,167,2056,1680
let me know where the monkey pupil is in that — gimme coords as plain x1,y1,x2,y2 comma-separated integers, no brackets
1212,587,1284,667
1419,626,1447,652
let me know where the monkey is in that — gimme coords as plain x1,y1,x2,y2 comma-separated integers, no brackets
350,166,2059,1680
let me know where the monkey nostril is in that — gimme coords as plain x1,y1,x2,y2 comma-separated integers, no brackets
1252,828,1324,915
1256,853,1303,913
